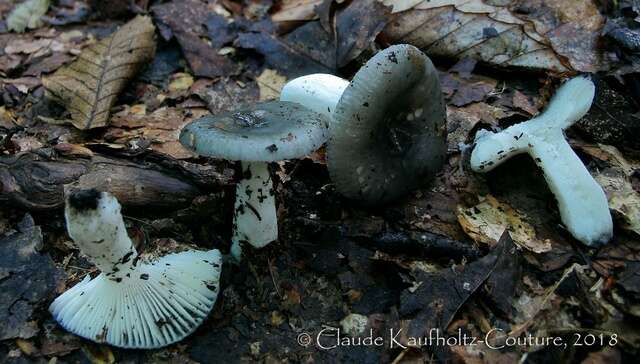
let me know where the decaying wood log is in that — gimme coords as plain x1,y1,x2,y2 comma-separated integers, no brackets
0,148,233,211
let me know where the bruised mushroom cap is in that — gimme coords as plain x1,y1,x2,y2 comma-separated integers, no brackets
179,101,329,162
328,44,447,205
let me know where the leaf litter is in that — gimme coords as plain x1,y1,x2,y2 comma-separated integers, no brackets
42,15,156,129
1,0,640,363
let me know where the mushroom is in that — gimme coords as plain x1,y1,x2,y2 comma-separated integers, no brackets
470,76,613,246
281,73,349,118
281,44,447,205
49,189,222,349
179,101,329,260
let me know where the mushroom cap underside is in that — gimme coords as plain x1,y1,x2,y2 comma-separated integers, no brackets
49,249,222,349
179,101,329,162
328,44,447,205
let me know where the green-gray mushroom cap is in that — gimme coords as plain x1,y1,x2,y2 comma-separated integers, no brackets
180,101,329,162
328,44,447,205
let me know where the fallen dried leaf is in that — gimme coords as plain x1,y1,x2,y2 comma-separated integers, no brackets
10,134,44,152
152,0,239,78
510,263,583,336
382,0,609,73
576,143,640,236
399,233,515,351
43,15,156,129
53,143,94,158
272,0,323,22
7,0,50,33
382,0,424,13
595,168,640,236
23,52,73,76
108,106,195,159
256,68,287,100
168,72,194,92
2,77,41,94
4,38,64,55
439,70,497,107
0,106,18,128
81,343,115,364
512,89,538,115
0,215,62,340
457,195,552,253
238,0,390,76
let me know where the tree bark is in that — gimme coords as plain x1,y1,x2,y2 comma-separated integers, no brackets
0,148,232,212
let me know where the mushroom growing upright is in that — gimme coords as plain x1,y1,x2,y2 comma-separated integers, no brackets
179,101,329,261
470,76,613,246
281,44,447,205
50,189,222,349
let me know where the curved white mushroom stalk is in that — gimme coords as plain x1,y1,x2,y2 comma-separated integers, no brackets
231,161,277,261
280,74,349,119
470,76,613,246
50,190,222,349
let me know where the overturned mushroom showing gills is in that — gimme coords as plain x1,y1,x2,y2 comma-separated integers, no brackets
470,76,613,246
50,189,222,349
281,44,447,205
179,101,329,260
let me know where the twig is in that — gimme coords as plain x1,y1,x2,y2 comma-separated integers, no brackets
268,257,282,298
390,348,409,364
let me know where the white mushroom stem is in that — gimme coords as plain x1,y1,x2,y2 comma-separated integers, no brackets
470,76,613,246
231,161,278,260
53,191,222,349
65,192,136,275
280,73,349,119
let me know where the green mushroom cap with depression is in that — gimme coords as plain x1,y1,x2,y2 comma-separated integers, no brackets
281,44,447,205
179,101,329,260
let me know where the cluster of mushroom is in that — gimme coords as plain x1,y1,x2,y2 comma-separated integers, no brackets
179,44,448,261
49,44,448,349
49,44,614,350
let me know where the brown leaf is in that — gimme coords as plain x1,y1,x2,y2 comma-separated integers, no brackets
399,233,515,349
382,0,609,73
152,0,239,78
581,347,621,364
191,78,260,114
168,72,194,92
512,89,538,115
23,52,73,76
0,216,62,341
439,70,497,107
53,143,94,158
446,102,509,150
81,343,115,364
237,25,335,77
457,195,552,253
574,143,640,236
598,171,640,235
43,15,156,130
107,106,197,159
2,77,42,94
272,0,324,22
238,0,390,76
256,68,287,101
335,0,390,67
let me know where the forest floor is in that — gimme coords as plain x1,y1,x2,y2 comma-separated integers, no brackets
1,0,640,363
